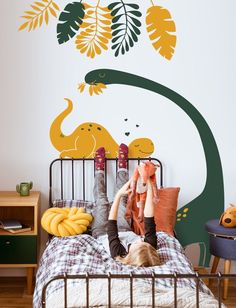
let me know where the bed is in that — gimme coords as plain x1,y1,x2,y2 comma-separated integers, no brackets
33,158,230,308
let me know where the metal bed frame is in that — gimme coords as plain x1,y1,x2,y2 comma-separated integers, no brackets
43,158,236,308
42,272,236,308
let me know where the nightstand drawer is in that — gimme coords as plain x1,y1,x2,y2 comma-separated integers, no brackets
0,236,37,264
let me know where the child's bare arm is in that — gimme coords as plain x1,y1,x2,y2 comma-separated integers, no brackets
144,179,155,218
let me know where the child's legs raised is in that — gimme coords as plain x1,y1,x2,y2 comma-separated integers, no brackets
116,169,132,232
91,171,110,237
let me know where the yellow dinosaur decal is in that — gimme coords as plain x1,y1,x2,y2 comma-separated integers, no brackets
50,99,155,158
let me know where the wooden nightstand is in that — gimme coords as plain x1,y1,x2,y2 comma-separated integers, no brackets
0,191,40,294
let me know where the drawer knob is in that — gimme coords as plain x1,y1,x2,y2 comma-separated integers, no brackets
5,241,11,245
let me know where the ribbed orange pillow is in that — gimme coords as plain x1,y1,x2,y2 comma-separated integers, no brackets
154,187,180,236
131,187,180,237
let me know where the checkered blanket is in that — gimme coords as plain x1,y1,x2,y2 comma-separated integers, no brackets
33,232,213,308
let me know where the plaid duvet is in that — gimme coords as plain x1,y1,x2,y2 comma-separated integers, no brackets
33,232,211,308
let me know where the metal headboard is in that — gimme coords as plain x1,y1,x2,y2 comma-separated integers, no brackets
49,158,163,206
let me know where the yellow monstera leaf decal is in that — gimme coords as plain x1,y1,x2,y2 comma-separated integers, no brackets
146,5,176,60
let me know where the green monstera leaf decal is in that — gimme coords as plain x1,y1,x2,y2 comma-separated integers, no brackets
57,1,85,44
108,1,142,56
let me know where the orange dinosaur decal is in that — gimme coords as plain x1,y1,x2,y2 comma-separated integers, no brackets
50,99,155,159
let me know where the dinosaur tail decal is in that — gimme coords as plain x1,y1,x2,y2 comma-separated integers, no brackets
50,98,74,152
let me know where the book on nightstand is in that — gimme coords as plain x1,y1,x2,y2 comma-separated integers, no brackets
0,219,22,230
7,224,32,234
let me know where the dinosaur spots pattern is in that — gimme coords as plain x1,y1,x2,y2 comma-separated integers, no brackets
177,208,189,221
50,98,155,159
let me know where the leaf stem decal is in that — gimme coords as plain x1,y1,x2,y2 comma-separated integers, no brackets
19,0,60,31
57,2,85,44
146,4,176,60
75,1,112,58
108,1,142,56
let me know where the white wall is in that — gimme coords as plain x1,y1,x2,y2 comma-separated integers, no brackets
1,0,236,275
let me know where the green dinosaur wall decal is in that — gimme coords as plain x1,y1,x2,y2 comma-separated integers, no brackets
84,68,224,267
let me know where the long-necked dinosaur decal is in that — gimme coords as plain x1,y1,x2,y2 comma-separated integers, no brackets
50,98,155,158
84,69,224,267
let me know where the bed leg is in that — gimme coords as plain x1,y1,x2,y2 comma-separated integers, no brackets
27,267,34,295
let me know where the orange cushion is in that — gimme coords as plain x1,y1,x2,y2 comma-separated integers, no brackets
131,187,180,237
154,187,180,236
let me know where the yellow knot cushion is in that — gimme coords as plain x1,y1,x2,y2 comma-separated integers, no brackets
41,207,93,237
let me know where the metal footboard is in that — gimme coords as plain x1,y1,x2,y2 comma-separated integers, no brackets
41,272,236,308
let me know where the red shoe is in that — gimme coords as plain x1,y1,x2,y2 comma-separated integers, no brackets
95,147,105,171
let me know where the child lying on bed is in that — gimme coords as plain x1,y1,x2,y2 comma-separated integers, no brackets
91,144,161,267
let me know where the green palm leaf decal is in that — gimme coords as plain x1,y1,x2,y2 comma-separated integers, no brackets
57,2,85,44
108,1,142,57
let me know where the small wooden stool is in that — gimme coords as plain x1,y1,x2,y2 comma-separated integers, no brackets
205,219,236,300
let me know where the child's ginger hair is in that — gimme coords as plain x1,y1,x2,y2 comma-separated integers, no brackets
126,161,159,222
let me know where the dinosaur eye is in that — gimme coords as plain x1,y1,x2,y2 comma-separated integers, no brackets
99,72,106,78
134,144,140,148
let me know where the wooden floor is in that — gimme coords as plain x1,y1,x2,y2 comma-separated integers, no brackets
209,282,236,308
0,277,235,307
0,278,33,308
